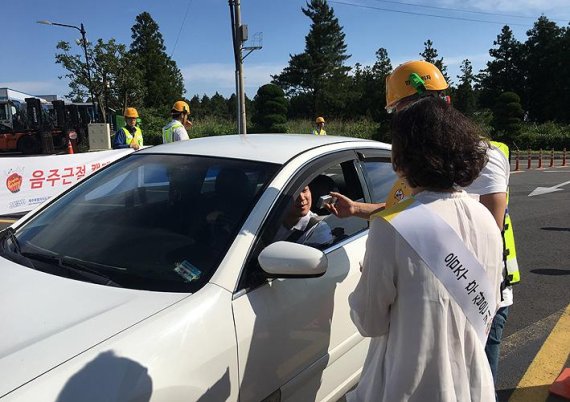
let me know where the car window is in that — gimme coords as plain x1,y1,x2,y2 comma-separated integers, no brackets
360,159,398,203
239,155,368,290
270,160,368,250
6,154,280,293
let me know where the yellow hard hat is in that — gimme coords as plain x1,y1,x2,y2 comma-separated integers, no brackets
124,107,139,118
172,100,190,114
316,116,325,124
385,60,449,111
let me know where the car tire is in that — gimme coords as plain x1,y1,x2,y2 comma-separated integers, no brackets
17,135,41,155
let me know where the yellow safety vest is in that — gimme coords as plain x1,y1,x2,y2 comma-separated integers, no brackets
490,141,520,285
312,128,327,136
162,121,184,143
122,127,143,147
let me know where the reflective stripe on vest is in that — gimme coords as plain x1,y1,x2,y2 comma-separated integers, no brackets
372,198,498,345
122,127,143,147
490,140,520,285
312,128,327,136
162,121,183,143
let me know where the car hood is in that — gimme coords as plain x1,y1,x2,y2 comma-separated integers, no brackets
0,257,189,398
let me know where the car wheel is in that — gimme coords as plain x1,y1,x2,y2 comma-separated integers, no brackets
17,135,40,154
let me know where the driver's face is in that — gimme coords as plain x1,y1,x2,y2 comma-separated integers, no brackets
292,186,312,218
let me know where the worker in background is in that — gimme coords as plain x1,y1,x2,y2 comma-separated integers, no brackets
163,101,192,143
328,60,520,401
312,116,327,135
113,107,143,150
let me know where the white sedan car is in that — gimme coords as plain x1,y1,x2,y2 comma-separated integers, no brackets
0,134,396,402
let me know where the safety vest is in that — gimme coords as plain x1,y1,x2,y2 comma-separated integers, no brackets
490,141,520,286
122,127,143,147
312,128,327,136
162,120,184,143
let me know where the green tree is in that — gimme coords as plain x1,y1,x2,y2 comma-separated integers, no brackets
209,92,229,119
130,12,184,109
492,91,524,145
272,0,351,117
420,39,450,84
251,84,288,133
454,59,477,116
55,38,144,123
476,25,524,110
347,47,392,133
188,95,204,119
523,17,565,122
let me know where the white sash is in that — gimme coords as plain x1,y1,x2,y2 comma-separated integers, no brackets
376,199,497,345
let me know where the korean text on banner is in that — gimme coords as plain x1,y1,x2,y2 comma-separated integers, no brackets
0,149,133,216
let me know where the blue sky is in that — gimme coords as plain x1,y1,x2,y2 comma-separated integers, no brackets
2,0,568,100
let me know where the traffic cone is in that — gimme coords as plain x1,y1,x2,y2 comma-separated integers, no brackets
67,140,74,154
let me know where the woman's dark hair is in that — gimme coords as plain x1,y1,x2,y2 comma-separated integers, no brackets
391,96,488,190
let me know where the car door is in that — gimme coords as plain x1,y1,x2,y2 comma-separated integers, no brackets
231,149,393,402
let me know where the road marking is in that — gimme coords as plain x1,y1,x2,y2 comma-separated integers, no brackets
509,303,570,402
0,219,17,224
500,309,563,360
528,180,570,197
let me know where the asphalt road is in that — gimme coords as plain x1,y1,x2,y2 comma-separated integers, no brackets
497,164,570,401
1,165,569,401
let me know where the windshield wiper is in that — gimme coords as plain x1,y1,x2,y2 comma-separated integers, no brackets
21,251,121,287
0,227,22,254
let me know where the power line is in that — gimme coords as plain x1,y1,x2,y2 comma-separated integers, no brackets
367,0,568,23
329,0,533,27
171,0,193,58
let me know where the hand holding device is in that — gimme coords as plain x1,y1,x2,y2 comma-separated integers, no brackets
317,194,337,209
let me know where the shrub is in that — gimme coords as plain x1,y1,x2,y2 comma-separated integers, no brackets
285,118,377,139
251,84,288,133
515,122,570,150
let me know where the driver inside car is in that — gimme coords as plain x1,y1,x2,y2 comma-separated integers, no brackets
273,185,333,247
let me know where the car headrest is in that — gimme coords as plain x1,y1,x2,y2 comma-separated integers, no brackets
309,174,338,215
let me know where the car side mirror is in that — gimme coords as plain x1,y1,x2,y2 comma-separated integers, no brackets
258,241,328,278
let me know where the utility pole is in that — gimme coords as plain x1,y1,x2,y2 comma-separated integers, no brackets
37,20,100,123
234,1,246,134
229,1,261,134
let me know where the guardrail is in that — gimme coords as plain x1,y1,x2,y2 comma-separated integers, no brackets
514,148,567,171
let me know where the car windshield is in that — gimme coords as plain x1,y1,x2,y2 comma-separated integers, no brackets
4,154,279,292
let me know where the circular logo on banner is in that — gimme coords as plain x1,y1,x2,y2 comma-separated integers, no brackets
6,173,23,193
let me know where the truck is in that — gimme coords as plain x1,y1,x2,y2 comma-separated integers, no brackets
0,88,92,154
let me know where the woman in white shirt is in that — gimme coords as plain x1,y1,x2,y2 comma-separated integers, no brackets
347,97,503,402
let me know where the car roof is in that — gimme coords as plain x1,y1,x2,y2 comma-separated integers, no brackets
139,134,384,164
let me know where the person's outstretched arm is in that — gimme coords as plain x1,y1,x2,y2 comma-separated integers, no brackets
326,192,385,220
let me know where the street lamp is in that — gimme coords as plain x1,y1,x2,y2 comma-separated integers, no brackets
37,20,98,122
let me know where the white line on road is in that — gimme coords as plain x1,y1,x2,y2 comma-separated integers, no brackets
528,180,570,197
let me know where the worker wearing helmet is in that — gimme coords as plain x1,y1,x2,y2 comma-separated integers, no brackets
113,107,143,150
385,60,450,114
328,61,519,402
312,116,327,136
162,100,192,143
